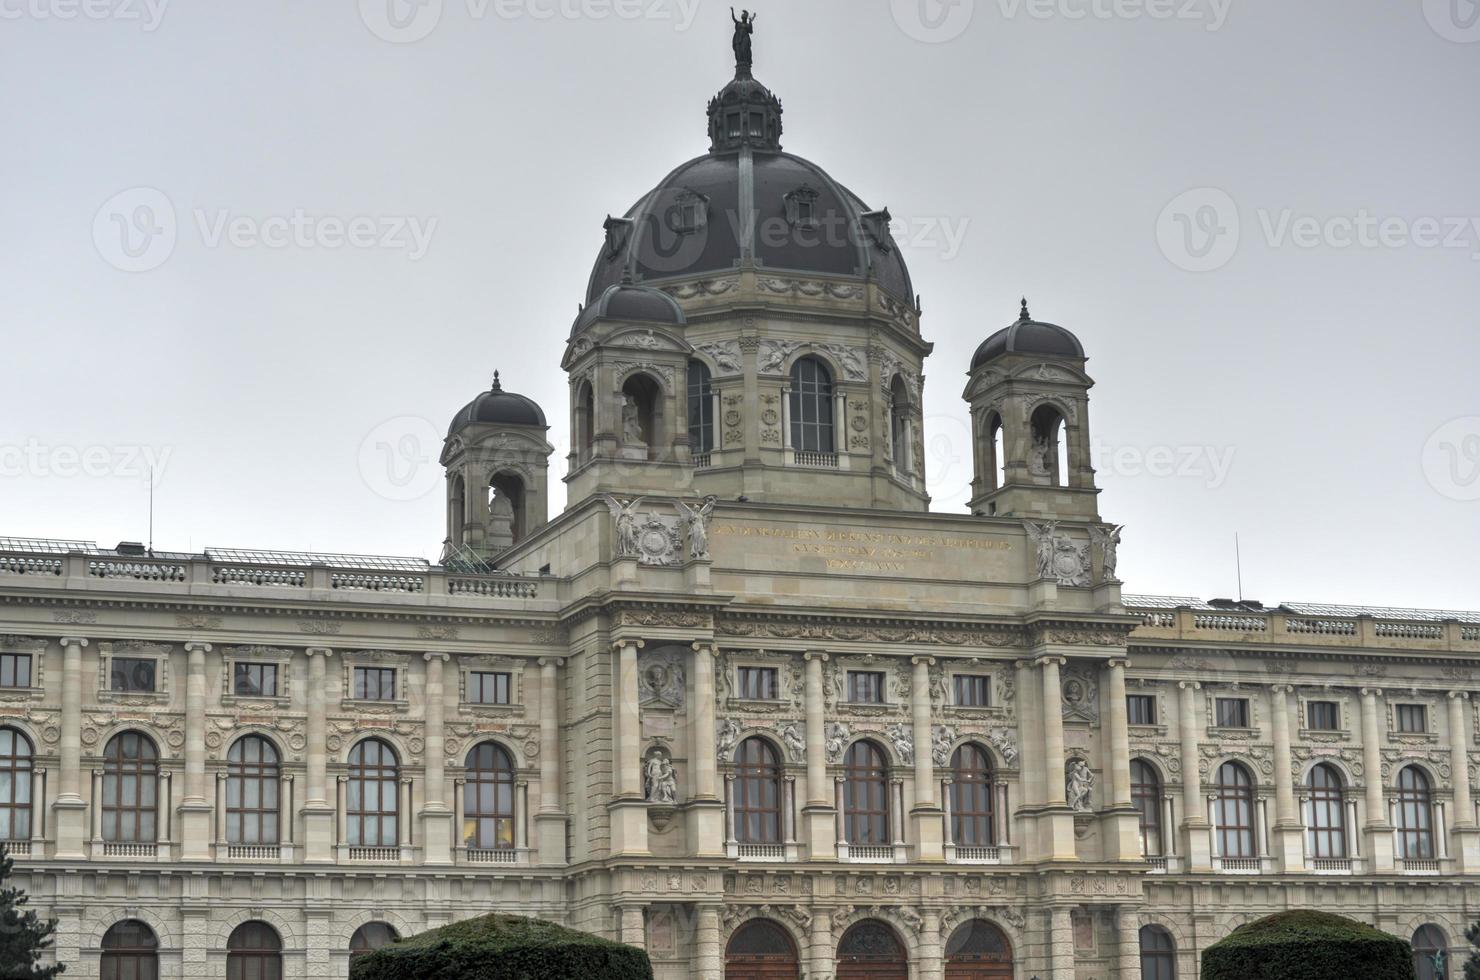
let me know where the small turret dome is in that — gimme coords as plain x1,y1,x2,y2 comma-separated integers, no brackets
448,373,546,435
971,299,1084,369
570,280,686,337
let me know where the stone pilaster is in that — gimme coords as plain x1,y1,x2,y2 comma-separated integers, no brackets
802,651,836,859
179,641,213,861
53,637,88,860
1049,906,1075,980
918,907,943,980
421,652,453,865
694,905,722,977
619,903,646,945
535,656,568,865
910,655,943,862
809,909,835,980
1102,657,1142,861
689,642,725,856
609,640,649,856
1177,681,1211,871
1269,684,1303,870
1039,656,1076,859
1448,692,1480,868
1360,687,1394,871
1117,908,1142,979
302,647,336,864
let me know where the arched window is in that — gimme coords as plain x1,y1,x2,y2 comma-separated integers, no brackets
687,360,714,455
226,736,280,846
789,357,834,454
576,381,595,464
463,742,516,851
350,922,399,962
1130,760,1163,857
0,727,33,841
949,743,995,847
1139,925,1176,980
488,471,526,547
1413,924,1448,980
889,375,910,472
945,919,1012,969
837,920,906,967
1396,766,1435,860
734,737,782,845
101,920,158,980
987,412,1006,492
1213,762,1256,859
843,741,889,846
725,918,798,973
1305,764,1347,859
226,922,282,980
347,739,399,848
102,732,158,844
1028,403,1067,487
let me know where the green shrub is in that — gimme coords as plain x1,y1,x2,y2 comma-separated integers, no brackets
1202,911,1415,980
349,913,654,980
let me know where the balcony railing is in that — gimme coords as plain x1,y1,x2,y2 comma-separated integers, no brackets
736,843,786,862
101,842,159,858
1309,857,1353,874
692,452,712,470
346,846,401,862
1402,858,1441,874
1124,598,1480,654
1218,857,1260,873
952,845,1001,864
1144,855,1168,872
843,844,895,863
464,847,518,864
793,451,839,468
225,844,285,861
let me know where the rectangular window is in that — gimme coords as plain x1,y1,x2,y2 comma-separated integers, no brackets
1396,704,1427,733
0,654,31,689
353,667,397,702
737,667,778,700
1215,697,1250,728
1127,694,1157,726
468,671,511,705
110,657,156,693
953,675,990,708
233,662,278,698
847,671,886,704
1306,701,1339,731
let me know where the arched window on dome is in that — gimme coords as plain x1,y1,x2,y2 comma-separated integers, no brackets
0,727,33,842
987,411,1006,492
487,471,526,548
448,473,466,547
621,373,662,460
101,920,158,980
789,357,834,456
575,381,595,465
1029,403,1068,488
226,922,282,980
889,375,911,474
1305,764,1347,859
687,360,715,458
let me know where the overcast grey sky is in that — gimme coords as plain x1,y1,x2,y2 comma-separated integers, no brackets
2,0,1477,609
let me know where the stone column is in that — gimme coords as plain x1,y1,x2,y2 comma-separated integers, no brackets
1039,657,1076,859
809,909,835,980
1049,907,1075,980
695,905,722,978
609,640,648,856
1177,681,1211,871
802,652,836,859
1269,685,1303,870
689,643,725,856
180,641,213,860
619,904,646,946
535,657,567,865
303,648,336,864
421,653,453,865
1448,692,1480,869
1103,657,1142,860
910,655,943,862
1117,908,1142,979
1360,688,1394,871
918,908,943,980
53,637,88,859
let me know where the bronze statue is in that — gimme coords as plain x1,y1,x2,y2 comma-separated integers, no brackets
731,8,756,71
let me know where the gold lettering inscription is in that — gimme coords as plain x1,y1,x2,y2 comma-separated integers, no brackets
712,522,1013,574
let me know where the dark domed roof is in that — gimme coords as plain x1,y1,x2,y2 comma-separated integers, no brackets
448,374,546,435
971,300,1084,369
571,281,686,337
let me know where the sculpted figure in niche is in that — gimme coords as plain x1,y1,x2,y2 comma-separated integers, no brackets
644,750,678,804
621,395,645,446
1066,757,1094,812
1028,433,1053,477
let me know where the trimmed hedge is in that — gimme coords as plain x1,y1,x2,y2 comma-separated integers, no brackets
1202,911,1416,980
348,913,654,980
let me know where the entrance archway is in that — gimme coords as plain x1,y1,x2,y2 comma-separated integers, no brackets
837,919,908,980
725,918,799,980
945,919,1014,979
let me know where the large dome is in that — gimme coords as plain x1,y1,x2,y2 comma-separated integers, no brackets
583,63,913,311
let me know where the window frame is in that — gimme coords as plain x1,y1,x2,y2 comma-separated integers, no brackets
226,735,281,846
346,738,400,848
687,359,715,455
1127,693,1158,726
467,671,512,706
97,642,170,704
0,653,31,690
0,727,34,842
462,741,517,851
1213,761,1257,859
1395,703,1429,735
1396,765,1435,860
458,657,525,712
846,670,887,705
226,921,283,980
232,662,279,699
842,741,890,846
949,743,995,847
1305,763,1347,859
1213,697,1251,729
1139,925,1177,980
101,920,159,980
788,356,835,454
733,737,783,845
736,666,779,701
1130,759,1163,857
1305,700,1340,731
101,731,159,844
952,674,991,709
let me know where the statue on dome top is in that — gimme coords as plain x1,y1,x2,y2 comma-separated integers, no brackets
731,8,756,72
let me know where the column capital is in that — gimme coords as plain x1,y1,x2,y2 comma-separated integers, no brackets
423,652,450,663
1036,654,1067,667
538,656,566,669
691,641,718,657
183,641,212,654
1270,683,1293,696
1448,691,1471,702
1178,680,1201,692
59,636,89,648
803,651,829,663
305,647,335,659
610,639,646,653
1361,687,1383,698
1106,656,1130,669
910,655,935,667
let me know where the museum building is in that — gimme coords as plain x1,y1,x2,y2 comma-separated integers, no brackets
0,23,1476,980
